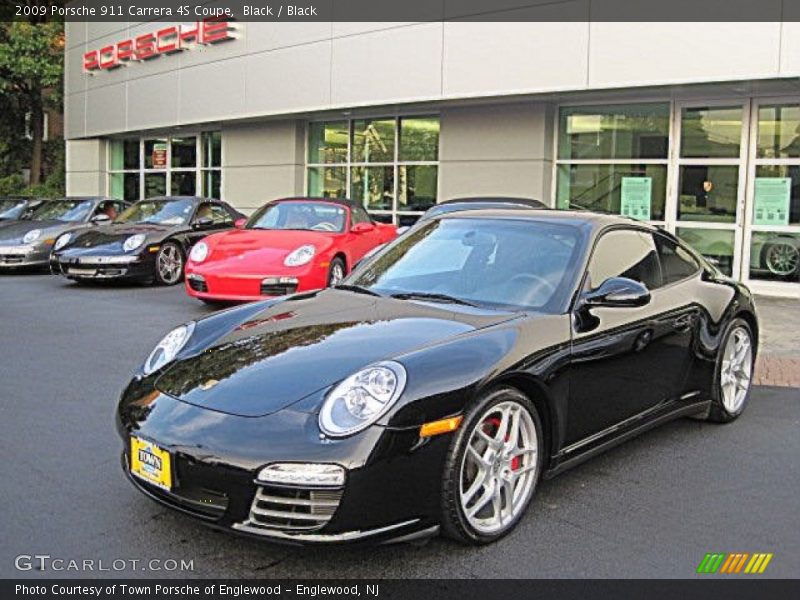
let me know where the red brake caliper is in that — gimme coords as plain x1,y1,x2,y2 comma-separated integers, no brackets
484,417,520,471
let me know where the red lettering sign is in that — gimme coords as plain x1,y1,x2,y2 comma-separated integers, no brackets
83,20,235,73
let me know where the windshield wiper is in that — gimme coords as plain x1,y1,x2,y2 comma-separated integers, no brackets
389,291,478,307
334,284,383,297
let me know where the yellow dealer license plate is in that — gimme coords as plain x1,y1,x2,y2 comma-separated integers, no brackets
130,437,172,491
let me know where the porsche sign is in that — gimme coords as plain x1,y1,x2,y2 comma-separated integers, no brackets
83,20,236,73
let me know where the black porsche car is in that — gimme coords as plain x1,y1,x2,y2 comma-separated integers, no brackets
117,209,758,545
52,196,245,285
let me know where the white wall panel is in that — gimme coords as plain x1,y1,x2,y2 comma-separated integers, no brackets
589,22,781,87
443,18,589,97
331,23,443,106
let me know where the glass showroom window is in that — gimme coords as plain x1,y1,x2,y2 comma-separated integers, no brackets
307,117,439,225
555,103,670,222
108,133,222,202
108,139,140,203
746,102,800,286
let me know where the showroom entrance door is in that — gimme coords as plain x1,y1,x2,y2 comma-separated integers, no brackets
668,99,800,297
742,99,800,296
670,101,749,280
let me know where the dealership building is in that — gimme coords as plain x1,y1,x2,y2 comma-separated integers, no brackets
64,19,800,296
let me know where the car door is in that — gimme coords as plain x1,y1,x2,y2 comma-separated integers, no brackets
566,227,695,447
348,205,383,260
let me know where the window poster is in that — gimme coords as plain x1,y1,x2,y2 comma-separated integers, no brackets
753,177,791,226
620,177,652,221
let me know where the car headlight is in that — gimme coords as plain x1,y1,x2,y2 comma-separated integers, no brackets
123,234,146,252
319,361,407,437
53,232,72,251
143,322,195,376
189,241,209,263
23,229,41,244
284,244,316,267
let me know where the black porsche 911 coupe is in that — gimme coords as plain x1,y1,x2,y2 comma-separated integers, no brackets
117,209,758,545
51,196,245,285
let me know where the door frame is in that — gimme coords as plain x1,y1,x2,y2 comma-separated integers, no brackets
666,98,752,281
742,96,800,298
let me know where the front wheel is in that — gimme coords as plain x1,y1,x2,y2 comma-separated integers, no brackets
154,242,184,286
441,387,543,545
327,257,346,287
707,318,755,423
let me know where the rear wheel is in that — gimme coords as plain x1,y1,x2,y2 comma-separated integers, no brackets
327,257,346,286
155,242,184,286
707,318,755,423
441,387,543,544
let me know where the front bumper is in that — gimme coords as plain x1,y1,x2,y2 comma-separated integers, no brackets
53,253,154,281
185,267,325,302
117,383,450,545
0,245,50,268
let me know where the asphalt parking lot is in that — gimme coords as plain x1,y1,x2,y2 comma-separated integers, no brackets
1,273,798,579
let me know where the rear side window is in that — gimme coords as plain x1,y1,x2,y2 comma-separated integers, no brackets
587,229,663,291
655,234,700,285
351,205,372,224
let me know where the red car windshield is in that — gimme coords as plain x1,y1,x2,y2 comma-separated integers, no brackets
248,202,347,233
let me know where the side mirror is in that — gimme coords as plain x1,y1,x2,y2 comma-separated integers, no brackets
582,277,651,308
91,214,111,224
193,216,214,230
351,222,375,234
234,217,247,229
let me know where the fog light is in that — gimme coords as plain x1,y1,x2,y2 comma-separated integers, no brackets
187,273,205,282
257,463,345,487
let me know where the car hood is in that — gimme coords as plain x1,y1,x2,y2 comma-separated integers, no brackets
199,229,337,269
155,290,521,417
63,223,174,253
0,220,69,244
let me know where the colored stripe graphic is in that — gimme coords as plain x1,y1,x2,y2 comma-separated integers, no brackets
698,552,773,574
697,553,726,574
744,553,774,574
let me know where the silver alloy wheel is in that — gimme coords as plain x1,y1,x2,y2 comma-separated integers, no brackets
459,400,538,535
157,245,183,284
720,327,753,414
329,262,345,286
765,242,800,276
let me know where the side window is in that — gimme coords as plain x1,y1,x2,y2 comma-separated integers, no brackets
655,234,700,285
208,203,234,225
195,202,230,225
351,205,372,225
587,229,663,291
95,201,120,220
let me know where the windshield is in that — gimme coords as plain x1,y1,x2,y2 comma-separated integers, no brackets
348,218,584,312
248,201,347,232
116,199,194,225
30,199,94,223
0,199,28,219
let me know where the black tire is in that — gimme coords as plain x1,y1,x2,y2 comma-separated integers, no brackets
707,318,755,423
327,256,346,287
154,242,185,286
441,386,544,545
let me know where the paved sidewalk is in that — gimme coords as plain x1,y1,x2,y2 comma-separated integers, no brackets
754,295,800,387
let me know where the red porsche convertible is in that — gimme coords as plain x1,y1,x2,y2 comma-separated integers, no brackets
184,197,397,302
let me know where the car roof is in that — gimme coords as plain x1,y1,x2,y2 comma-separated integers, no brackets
271,196,359,209
435,207,657,233
436,196,547,208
